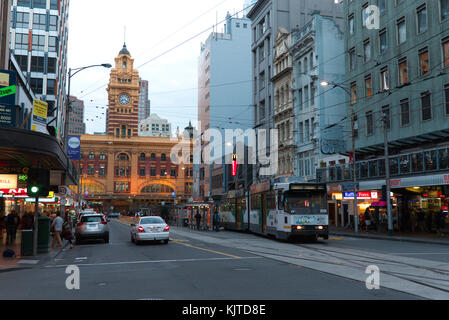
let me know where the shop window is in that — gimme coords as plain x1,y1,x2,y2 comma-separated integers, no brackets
389,157,399,175
424,151,437,171
400,155,410,174
438,148,449,169
411,153,424,172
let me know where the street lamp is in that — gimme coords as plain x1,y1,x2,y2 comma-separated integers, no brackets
320,80,359,233
66,63,112,215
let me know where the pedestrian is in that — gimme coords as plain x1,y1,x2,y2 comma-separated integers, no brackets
62,215,74,249
417,209,425,232
213,207,220,232
5,210,19,245
364,207,371,231
195,210,202,231
21,211,34,230
410,209,417,233
0,212,5,242
50,212,64,249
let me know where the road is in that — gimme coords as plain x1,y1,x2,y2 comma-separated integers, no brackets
1,220,447,300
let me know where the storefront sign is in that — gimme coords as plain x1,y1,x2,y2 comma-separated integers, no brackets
0,70,16,128
0,175,17,189
327,184,342,193
31,99,48,134
0,167,30,175
343,191,379,200
0,188,27,196
68,135,81,160
332,193,343,200
250,180,271,194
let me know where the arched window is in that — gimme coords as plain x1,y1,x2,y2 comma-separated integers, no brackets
89,152,95,160
161,153,167,162
123,59,127,69
141,184,174,194
117,153,129,161
100,153,106,160
151,153,156,161
140,153,146,161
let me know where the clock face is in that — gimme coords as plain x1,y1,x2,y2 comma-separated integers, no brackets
119,94,130,105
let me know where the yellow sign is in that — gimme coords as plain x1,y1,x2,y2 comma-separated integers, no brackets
332,193,343,200
0,174,18,189
0,73,9,87
33,99,48,119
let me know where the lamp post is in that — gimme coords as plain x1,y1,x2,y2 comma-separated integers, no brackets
65,64,111,215
320,80,359,233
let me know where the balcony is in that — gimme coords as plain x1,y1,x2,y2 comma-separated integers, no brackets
317,145,449,183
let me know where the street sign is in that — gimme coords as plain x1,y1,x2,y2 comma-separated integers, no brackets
0,85,16,98
59,186,67,196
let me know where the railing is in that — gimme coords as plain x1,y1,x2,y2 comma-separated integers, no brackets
317,145,449,183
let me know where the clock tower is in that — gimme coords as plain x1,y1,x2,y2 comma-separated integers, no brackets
106,43,140,137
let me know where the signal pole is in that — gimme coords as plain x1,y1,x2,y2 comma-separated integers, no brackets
33,195,39,256
382,113,393,236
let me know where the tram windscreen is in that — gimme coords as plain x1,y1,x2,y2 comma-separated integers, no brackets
284,192,326,215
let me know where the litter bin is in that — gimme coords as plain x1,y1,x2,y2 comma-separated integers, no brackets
21,230,33,257
38,215,51,254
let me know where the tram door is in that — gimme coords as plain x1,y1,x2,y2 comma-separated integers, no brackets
262,194,267,234
236,199,242,230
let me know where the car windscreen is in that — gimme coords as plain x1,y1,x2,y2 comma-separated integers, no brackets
81,216,103,223
140,217,164,225
284,192,326,215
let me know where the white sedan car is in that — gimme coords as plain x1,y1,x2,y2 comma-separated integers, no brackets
130,216,170,245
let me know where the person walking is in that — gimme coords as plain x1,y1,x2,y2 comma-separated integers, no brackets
62,216,74,249
21,211,34,230
50,212,64,249
213,207,220,232
0,212,5,243
195,210,202,231
5,211,19,245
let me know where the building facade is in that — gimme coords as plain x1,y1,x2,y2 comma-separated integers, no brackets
10,0,70,142
247,0,342,186
195,13,253,201
139,113,172,138
317,0,449,232
0,0,11,69
272,28,294,178
291,13,346,182
138,78,151,122
68,96,86,135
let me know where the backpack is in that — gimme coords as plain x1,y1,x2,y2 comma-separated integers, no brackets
2,249,16,258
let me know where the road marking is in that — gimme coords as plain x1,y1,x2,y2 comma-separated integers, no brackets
170,239,189,242
174,242,241,259
18,260,39,265
44,256,262,268
329,237,344,240
75,257,87,261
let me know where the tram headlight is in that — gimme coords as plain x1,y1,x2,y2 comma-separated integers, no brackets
317,226,324,230
294,226,303,230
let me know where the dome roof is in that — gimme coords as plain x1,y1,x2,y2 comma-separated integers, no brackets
119,43,131,56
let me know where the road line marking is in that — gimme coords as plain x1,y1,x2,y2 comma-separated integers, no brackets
44,256,262,268
174,242,241,259
18,260,39,265
75,257,87,260
170,239,189,242
329,237,344,240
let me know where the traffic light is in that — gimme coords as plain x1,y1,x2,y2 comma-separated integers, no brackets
27,169,50,197
381,185,387,202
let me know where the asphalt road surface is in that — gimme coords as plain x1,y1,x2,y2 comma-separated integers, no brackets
0,221,437,300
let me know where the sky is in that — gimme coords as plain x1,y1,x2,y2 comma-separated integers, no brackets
68,0,250,135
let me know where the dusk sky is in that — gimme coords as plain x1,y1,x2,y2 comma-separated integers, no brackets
68,0,249,135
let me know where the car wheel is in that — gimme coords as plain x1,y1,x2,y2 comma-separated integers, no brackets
104,237,109,244
163,239,169,244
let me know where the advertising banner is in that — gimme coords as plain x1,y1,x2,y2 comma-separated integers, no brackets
0,175,18,189
31,99,48,133
0,70,16,128
67,135,81,160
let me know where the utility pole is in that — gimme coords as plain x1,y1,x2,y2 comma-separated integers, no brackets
382,113,393,236
352,109,359,233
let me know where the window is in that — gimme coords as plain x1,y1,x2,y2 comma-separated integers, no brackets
50,0,58,10
417,5,427,34
362,3,369,28
139,167,146,177
299,122,304,143
365,75,372,98
351,82,357,105
421,91,432,121
89,152,95,160
353,115,359,138
310,82,315,106
304,85,309,108
30,56,44,72
32,35,45,51
33,0,47,9
88,167,94,176
171,168,176,177
398,58,408,85
379,28,387,53
380,67,389,90
400,98,410,126
397,17,406,44
47,79,55,95
161,154,167,161
305,120,310,142
118,153,129,161
161,168,166,176
15,55,28,71
100,153,106,160
15,33,28,50
445,84,449,115
441,0,449,21
33,13,46,31
363,39,371,62
348,14,354,36
443,38,449,68
258,44,264,61
99,167,105,176
378,0,386,15
366,111,374,135
151,153,156,161
349,47,356,71
150,167,156,177
382,105,391,130
140,153,146,161
17,0,31,7
48,36,57,52
298,89,303,110
419,48,430,76
30,78,43,94
16,12,29,29
47,57,56,73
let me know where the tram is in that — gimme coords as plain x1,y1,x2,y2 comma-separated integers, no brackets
225,182,329,241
